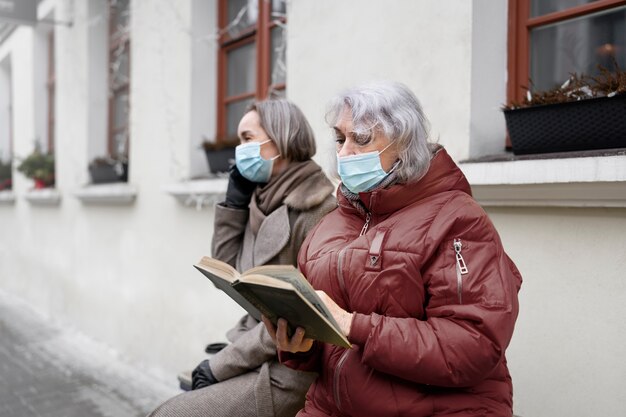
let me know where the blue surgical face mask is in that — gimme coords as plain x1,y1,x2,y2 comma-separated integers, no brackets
337,141,394,193
235,140,279,183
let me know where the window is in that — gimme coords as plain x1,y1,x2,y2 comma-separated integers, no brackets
47,30,55,153
0,56,12,191
217,0,287,137
108,0,131,159
508,0,626,102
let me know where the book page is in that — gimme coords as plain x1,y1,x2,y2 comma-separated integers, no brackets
197,256,240,283
194,257,262,321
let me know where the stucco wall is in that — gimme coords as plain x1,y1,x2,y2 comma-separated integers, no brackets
287,0,474,169
488,206,626,417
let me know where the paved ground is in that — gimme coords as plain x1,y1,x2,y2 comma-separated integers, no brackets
0,290,179,417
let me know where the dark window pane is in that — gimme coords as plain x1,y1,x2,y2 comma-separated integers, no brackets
226,98,255,136
111,45,130,89
227,42,256,97
226,0,257,38
270,25,286,86
113,129,129,158
113,91,129,130
531,0,598,17
112,0,130,32
271,0,287,17
530,6,626,91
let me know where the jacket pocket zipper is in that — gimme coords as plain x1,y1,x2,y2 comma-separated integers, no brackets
333,349,350,414
337,248,348,302
453,239,469,304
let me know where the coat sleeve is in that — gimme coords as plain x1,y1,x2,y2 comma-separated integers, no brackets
211,203,249,268
209,318,278,381
348,195,522,387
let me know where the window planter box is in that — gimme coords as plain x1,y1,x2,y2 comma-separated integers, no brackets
504,94,626,155
89,162,128,184
204,147,235,174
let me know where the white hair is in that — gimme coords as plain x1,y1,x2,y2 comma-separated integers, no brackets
326,81,432,183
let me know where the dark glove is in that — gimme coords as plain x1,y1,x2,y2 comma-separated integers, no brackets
191,359,219,390
224,165,257,209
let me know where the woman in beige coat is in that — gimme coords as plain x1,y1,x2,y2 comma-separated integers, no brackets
149,99,336,417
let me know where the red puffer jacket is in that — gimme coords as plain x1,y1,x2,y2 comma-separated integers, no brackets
282,148,522,417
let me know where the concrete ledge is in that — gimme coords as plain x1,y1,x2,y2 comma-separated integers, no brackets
460,155,626,207
24,189,61,206
73,183,137,205
471,182,626,208
162,178,228,210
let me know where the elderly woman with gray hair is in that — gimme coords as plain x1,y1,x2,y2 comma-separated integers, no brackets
149,99,336,417
264,82,523,417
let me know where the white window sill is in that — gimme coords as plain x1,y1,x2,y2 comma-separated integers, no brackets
162,178,228,210
73,183,137,205
459,154,626,207
24,189,62,206
0,190,15,204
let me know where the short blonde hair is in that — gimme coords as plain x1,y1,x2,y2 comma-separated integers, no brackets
246,99,316,162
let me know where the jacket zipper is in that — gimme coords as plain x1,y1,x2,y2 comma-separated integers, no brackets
333,209,370,411
359,212,372,236
453,239,469,304
336,248,348,301
333,349,350,413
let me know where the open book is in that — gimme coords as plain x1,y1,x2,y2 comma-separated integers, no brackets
194,256,351,349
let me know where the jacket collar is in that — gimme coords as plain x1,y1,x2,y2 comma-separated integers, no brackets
337,147,471,217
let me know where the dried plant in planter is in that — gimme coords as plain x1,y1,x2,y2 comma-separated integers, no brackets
504,61,626,110
88,156,128,183
200,135,241,152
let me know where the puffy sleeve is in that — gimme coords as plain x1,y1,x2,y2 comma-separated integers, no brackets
348,195,522,387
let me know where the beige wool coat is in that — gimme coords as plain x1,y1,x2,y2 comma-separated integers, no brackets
149,169,336,417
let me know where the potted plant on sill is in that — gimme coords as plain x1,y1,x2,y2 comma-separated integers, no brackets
503,63,626,155
88,156,129,184
200,135,240,174
0,159,12,191
17,145,55,189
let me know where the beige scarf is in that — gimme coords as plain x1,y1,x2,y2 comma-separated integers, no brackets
248,160,322,236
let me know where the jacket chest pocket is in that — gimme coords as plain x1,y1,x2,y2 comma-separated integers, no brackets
365,228,388,271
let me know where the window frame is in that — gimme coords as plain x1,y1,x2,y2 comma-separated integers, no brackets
47,30,55,153
507,0,626,105
108,0,131,158
216,0,286,138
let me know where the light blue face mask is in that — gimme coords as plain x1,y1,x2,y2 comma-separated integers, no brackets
235,140,279,183
337,142,394,193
